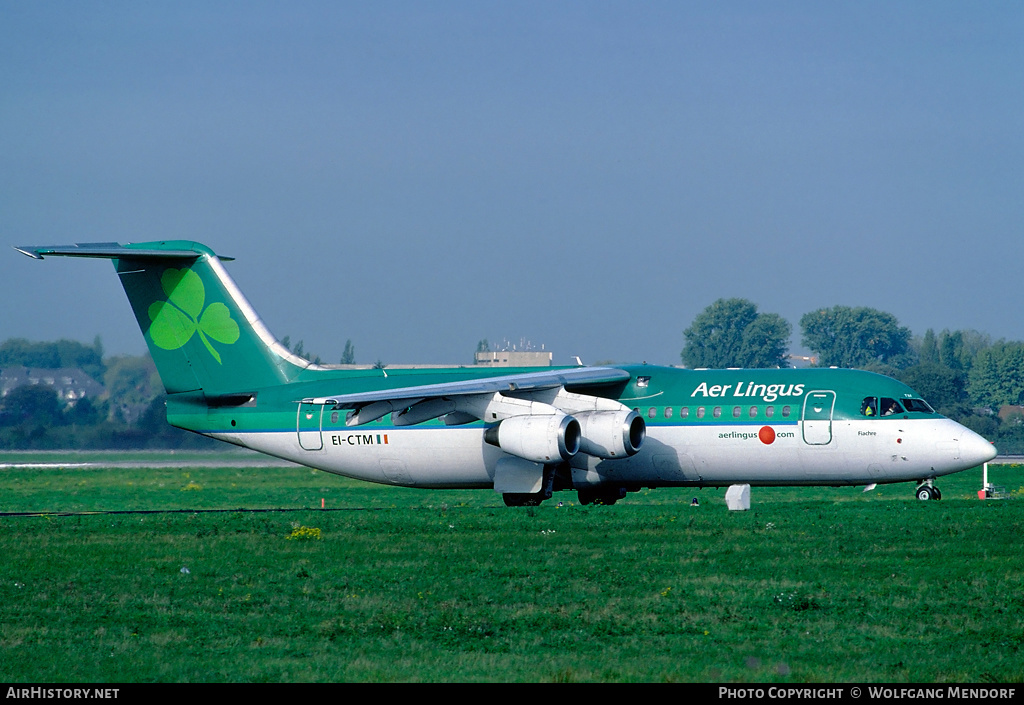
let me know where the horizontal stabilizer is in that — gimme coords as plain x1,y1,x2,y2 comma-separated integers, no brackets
14,242,233,261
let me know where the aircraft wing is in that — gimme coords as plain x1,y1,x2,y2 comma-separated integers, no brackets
303,366,632,407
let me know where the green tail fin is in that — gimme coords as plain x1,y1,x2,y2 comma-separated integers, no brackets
17,240,309,396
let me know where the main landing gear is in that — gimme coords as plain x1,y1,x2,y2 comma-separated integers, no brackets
502,487,630,507
915,479,942,501
577,486,628,506
499,462,632,506
502,487,631,507
502,463,560,507
502,492,548,507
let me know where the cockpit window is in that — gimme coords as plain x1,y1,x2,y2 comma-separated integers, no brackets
880,398,905,416
863,397,928,416
902,398,934,413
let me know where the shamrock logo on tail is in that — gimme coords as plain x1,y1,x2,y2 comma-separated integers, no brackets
147,268,240,364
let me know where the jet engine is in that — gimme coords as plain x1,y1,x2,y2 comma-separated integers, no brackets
575,409,646,459
484,413,581,463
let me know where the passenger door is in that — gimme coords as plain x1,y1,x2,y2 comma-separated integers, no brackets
802,391,836,445
297,402,324,450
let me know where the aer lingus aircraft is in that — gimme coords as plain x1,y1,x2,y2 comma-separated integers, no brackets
18,241,996,505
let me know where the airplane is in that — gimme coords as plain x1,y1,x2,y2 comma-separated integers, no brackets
17,240,997,506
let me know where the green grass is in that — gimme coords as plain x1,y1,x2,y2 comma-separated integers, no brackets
0,455,1022,682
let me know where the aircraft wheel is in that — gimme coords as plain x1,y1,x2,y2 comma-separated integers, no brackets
916,486,936,501
578,488,624,506
503,493,544,507
933,487,942,500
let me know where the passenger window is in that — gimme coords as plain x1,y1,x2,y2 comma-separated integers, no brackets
782,406,791,418
713,407,722,418
664,407,673,419
765,406,774,418
881,398,905,416
749,406,758,418
648,407,657,419
861,397,878,417
680,407,689,419
733,406,741,418
697,407,706,419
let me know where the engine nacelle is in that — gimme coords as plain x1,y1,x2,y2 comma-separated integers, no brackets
484,413,581,463
576,409,646,459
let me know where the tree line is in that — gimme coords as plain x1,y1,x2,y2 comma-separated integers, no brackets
681,298,1024,451
0,333,359,450
0,338,215,450
5,301,1024,451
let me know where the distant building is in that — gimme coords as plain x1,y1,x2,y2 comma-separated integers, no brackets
474,351,553,367
999,405,1024,423
0,366,105,405
785,354,818,368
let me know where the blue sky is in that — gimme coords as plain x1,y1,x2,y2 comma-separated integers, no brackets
3,2,1022,367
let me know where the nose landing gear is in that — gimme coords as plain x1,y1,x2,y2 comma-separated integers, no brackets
915,480,941,501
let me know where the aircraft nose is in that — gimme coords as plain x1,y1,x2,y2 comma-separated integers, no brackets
959,427,997,467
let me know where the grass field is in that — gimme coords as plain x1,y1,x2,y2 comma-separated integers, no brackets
1,452,1022,683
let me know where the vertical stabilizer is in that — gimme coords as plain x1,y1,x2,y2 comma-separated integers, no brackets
17,241,310,396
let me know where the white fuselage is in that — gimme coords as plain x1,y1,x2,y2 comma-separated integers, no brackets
211,414,994,491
